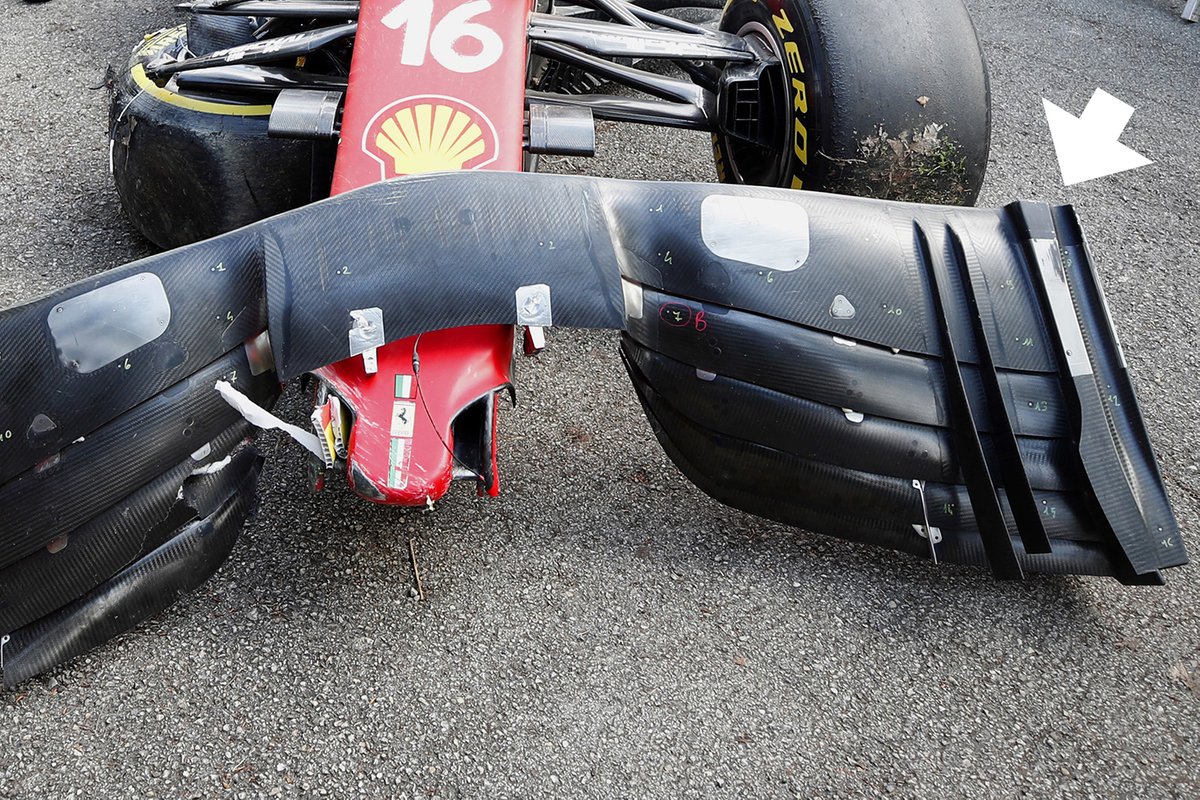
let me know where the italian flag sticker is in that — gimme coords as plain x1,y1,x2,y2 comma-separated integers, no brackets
395,374,414,399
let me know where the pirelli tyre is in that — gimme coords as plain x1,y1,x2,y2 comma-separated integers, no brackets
713,0,991,205
110,24,335,249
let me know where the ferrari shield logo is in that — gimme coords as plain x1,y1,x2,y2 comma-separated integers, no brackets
362,94,499,179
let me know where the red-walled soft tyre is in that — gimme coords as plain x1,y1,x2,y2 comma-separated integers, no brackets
713,0,991,204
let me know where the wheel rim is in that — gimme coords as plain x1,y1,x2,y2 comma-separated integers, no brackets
722,21,792,187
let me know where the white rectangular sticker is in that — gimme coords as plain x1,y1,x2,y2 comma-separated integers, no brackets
700,194,810,272
391,400,416,438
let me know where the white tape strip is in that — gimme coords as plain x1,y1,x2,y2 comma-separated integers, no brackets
215,380,327,461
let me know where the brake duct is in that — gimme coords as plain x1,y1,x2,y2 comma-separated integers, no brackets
0,173,1186,684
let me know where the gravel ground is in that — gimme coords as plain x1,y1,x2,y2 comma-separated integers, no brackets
1,0,1198,797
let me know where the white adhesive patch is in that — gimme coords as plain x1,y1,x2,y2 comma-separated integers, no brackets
700,194,810,272
48,272,171,373
621,279,644,320
215,380,326,461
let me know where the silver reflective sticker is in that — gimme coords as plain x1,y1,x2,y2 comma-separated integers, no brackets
1031,239,1092,377
516,284,553,327
347,308,385,357
48,273,171,373
244,330,275,376
700,194,810,272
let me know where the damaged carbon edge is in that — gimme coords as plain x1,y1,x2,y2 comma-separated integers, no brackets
0,230,267,485
1,448,264,688
0,348,278,571
0,422,257,633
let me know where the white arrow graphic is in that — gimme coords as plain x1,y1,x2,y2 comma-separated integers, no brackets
1042,88,1153,186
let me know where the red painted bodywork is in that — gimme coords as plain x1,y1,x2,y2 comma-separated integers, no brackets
313,0,532,505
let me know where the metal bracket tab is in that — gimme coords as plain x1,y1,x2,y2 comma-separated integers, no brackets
912,479,940,564
348,307,384,375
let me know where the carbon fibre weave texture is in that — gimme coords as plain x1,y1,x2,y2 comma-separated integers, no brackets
1,448,263,688
609,186,1180,578
624,287,1070,437
0,348,277,571
0,230,266,485
612,184,1056,372
622,343,1123,577
624,341,1080,493
262,174,627,378
254,175,1064,378
0,422,256,633
0,172,1182,584
622,339,1098,542
1050,207,1184,571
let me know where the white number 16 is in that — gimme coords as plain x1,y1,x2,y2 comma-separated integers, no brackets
382,0,504,74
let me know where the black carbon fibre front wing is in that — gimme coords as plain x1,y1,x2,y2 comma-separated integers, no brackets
0,172,1186,686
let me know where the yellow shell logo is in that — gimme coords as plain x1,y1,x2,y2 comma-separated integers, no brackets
363,96,498,178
